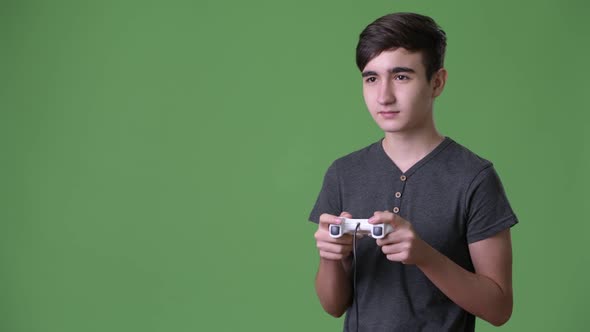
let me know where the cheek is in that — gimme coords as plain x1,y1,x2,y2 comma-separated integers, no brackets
362,86,370,100
405,87,431,109
362,89,375,110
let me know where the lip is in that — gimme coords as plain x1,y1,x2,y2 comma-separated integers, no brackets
378,111,400,119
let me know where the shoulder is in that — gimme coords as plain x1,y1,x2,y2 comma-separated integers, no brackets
440,138,495,180
329,140,385,173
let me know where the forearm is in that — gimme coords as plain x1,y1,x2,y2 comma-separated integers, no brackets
315,256,352,317
417,245,512,326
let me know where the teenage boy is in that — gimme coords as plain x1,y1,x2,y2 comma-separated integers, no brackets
309,12,518,331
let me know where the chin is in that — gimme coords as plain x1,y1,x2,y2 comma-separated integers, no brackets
376,123,405,133
372,116,404,132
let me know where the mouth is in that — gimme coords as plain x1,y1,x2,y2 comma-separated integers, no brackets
378,111,400,119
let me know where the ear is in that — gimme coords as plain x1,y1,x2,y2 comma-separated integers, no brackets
431,68,448,98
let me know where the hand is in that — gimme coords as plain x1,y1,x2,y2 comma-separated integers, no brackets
314,212,354,260
369,211,431,265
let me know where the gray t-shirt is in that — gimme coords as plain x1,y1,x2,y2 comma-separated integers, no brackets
309,137,518,332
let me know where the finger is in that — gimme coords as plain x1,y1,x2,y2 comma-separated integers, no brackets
339,211,353,219
317,241,352,256
368,210,394,224
388,213,407,227
319,213,337,224
370,211,409,228
375,228,411,246
379,242,408,255
319,251,348,261
315,230,355,245
319,213,342,225
385,252,409,263
318,213,341,230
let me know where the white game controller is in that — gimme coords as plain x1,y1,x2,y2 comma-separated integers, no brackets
329,218,394,239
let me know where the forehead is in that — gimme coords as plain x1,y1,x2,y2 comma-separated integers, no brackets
363,48,425,73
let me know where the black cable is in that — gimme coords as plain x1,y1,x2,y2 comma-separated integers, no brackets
352,223,361,332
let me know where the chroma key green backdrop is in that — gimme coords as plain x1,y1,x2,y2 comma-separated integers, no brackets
1,0,589,331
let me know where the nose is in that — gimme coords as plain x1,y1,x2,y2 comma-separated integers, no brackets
377,80,395,105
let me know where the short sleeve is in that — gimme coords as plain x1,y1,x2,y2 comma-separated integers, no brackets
308,162,342,223
465,165,518,243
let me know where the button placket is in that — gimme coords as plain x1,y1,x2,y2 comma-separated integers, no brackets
393,174,407,214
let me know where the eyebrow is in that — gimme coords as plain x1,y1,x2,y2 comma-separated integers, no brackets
361,67,416,77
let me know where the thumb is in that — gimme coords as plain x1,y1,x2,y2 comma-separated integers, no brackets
369,210,400,225
388,212,408,227
339,211,353,219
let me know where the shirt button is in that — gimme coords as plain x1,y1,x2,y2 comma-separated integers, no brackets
393,207,400,213
400,175,407,181
395,192,401,198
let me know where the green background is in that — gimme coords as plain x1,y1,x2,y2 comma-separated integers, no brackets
1,0,588,331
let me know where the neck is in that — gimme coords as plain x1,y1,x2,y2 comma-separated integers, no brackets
382,125,444,173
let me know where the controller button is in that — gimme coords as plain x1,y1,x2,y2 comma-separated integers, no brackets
373,227,383,236
330,226,340,236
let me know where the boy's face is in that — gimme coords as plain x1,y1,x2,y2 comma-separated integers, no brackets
361,48,445,134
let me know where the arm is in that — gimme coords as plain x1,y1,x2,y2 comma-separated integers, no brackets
314,212,354,317
371,211,513,326
315,257,353,317
417,229,513,326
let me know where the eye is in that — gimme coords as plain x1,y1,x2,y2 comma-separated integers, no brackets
365,76,377,83
394,75,409,81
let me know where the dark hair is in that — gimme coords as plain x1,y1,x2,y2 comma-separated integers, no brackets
356,12,447,80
